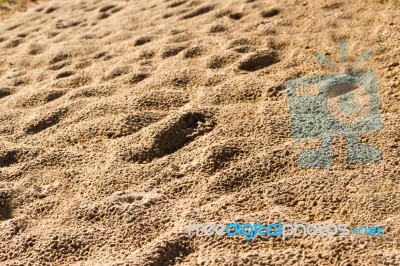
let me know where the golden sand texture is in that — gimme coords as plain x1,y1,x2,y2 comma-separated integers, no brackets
0,0,399,264
0,0,40,20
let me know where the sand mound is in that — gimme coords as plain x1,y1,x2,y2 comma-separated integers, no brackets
0,0,399,264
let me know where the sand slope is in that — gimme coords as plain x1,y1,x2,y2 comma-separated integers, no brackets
0,0,399,264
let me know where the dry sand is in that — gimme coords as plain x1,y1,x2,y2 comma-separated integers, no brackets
0,0,399,265
0,0,39,20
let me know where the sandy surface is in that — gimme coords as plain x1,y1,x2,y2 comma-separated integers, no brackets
0,0,399,265
0,0,39,20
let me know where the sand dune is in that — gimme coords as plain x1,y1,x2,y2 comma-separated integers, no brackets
0,0,399,264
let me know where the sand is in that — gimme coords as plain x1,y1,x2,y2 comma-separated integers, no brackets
0,0,39,21
0,0,399,264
